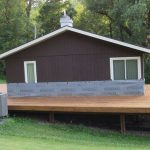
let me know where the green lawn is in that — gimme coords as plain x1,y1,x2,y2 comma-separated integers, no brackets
0,117,150,150
0,79,6,83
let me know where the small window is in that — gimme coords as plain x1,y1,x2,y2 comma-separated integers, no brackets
110,57,141,80
24,61,37,83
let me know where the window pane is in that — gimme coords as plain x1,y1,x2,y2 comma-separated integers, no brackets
113,60,125,80
126,60,138,80
27,63,35,83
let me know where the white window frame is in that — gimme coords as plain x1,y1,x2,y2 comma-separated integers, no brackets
110,57,141,80
24,61,37,83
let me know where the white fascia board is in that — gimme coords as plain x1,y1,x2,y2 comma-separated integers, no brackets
0,26,150,59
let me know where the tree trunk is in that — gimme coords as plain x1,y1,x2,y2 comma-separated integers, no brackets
109,22,113,38
148,10,150,29
119,26,124,41
26,0,32,18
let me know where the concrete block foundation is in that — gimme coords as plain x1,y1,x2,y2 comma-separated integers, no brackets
7,80,145,97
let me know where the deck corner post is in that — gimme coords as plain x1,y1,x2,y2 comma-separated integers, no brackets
120,114,126,134
49,112,55,123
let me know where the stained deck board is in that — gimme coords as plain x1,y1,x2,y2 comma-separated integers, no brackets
7,85,150,114
8,96,150,113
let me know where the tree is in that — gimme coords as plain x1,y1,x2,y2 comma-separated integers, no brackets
84,0,149,46
73,3,110,36
84,0,114,38
0,0,34,53
37,0,66,35
110,0,148,45
26,0,44,18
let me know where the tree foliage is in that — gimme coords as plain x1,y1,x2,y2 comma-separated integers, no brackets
73,3,110,36
85,0,149,46
37,0,76,35
0,0,34,53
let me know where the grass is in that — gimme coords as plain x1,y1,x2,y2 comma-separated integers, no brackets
0,74,6,83
0,79,6,84
0,117,150,150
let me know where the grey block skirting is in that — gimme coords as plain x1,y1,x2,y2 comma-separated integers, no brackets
7,80,145,97
0,93,8,117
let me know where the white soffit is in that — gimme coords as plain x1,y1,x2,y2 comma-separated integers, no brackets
0,26,150,59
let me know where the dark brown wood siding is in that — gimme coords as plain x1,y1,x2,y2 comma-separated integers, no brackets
5,31,144,83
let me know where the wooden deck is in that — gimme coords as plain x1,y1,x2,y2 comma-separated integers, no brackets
5,85,150,114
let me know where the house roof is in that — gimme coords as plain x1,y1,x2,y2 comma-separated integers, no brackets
0,26,150,59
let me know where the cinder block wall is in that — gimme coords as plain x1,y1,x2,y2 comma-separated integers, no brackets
7,80,145,97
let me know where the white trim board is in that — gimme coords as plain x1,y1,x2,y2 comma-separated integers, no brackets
24,61,37,83
0,26,150,59
110,56,141,80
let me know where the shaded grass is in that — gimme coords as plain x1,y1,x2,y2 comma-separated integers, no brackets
0,117,150,150
0,75,6,83
0,79,6,84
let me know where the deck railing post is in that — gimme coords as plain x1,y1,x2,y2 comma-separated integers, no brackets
49,112,55,123
120,114,126,134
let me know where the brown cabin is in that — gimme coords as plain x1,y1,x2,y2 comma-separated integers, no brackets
0,24,150,97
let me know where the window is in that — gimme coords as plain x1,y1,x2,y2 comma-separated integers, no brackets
110,57,141,80
24,61,37,83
